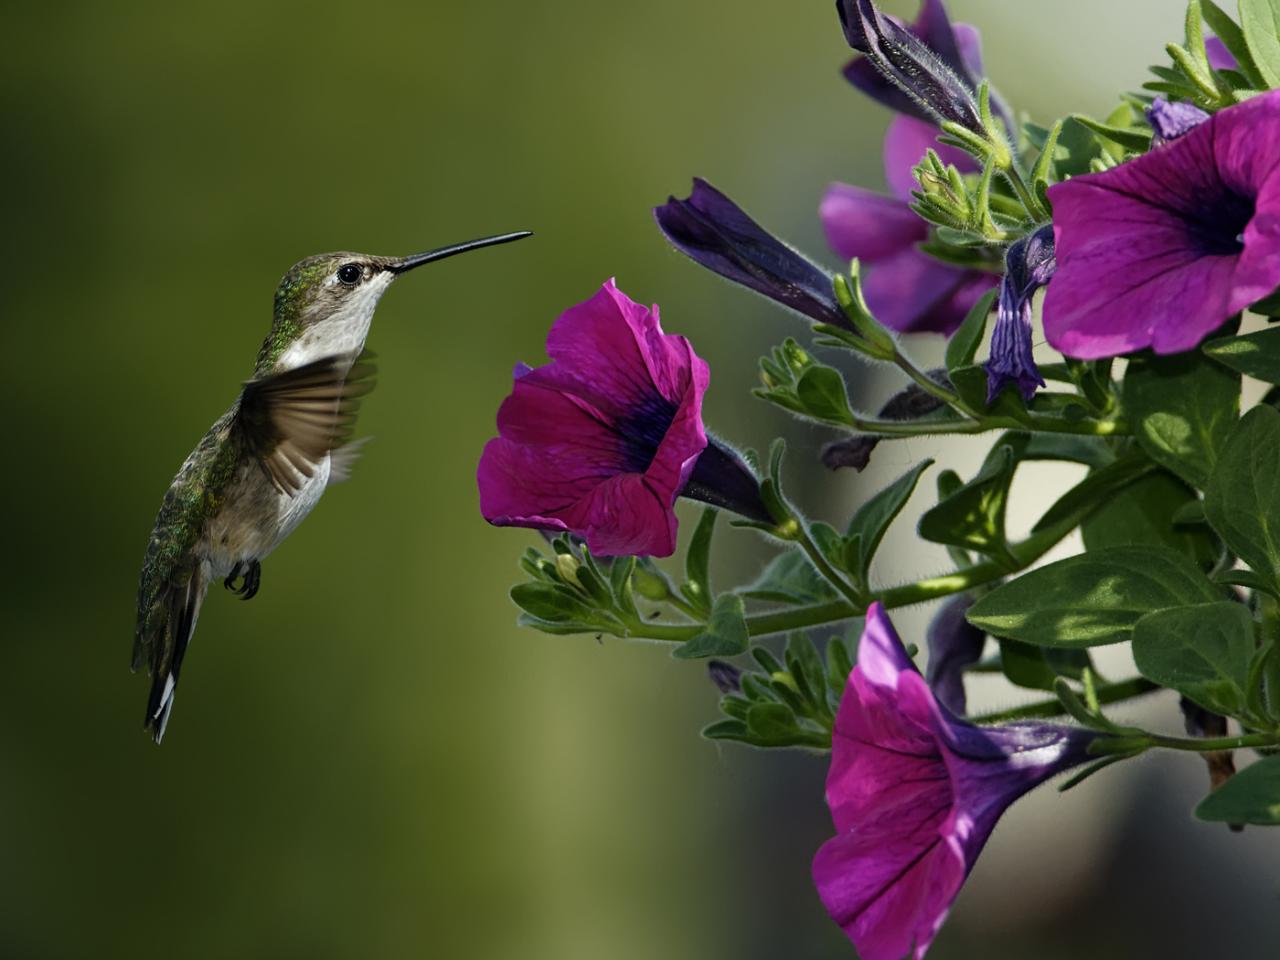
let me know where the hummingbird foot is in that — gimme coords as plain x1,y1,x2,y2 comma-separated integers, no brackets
223,559,262,600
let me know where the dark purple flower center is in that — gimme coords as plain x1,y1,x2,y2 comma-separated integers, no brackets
616,392,679,472
1185,188,1253,256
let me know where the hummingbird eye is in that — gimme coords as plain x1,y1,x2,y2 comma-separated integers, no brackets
337,263,362,285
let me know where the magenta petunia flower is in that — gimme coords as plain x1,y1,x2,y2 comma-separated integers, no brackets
1044,89,1280,359
478,280,765,558
813,603,1099,960
821,115,999,334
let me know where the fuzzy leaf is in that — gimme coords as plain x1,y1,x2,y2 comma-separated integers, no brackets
675,592,749,659
945,289,998,372
844,459,934,583
1239,0,1280,87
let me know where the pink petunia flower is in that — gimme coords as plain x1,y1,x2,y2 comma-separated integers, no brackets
477,280,765,557
820,116,999,334
813,603,1100,960
1044,89,1280,359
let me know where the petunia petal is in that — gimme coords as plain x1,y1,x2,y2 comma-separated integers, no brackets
821,183,926,262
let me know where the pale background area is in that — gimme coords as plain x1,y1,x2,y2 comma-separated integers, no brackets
2,0,1277,957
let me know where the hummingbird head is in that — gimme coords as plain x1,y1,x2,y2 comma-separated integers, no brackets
257,232,531,373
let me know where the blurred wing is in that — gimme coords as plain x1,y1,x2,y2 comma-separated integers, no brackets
236,352,376,495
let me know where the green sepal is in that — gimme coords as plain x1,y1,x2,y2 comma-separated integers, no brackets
674,593,749,659
1069,114,1153,152
1195,754,1280,825
967,545,1224,648
510,582,602,625
681,507,718,617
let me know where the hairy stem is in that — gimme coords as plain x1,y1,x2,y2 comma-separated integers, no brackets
971,678,1161,724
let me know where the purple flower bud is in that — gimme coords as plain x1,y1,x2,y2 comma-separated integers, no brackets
986,225,1053,403
836,0,1010,137
1046,90,1280,359
813,604,1105,959
821,370,950,472
1146,98,1210,144
924,595,986,715
707,659,744,694
654,178,849,330
1205,35,1238,72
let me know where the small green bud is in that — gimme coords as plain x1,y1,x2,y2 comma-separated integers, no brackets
555,553,582,587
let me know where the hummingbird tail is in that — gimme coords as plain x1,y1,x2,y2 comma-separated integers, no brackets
143,568,210,744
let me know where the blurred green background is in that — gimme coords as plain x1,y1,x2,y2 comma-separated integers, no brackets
4,1,1279,957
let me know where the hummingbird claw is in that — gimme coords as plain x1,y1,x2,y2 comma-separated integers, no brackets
222,559,262,600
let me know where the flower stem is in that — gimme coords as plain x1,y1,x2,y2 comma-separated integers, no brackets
970,677,1161,724
793,524,868,612
1147,731,1280,753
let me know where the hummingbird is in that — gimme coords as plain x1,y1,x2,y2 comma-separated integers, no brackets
133,231,531,743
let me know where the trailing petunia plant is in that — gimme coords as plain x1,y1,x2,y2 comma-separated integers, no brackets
479,1,1280,956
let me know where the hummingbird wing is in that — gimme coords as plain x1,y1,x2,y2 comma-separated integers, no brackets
235,352,376,495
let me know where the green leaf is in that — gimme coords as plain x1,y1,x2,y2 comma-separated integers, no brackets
1203,326,1280,382
844,459,934,583
967,546,1223,648
510,582,600,624
795,365,854,425
918,436,1024,559
1203,0,1267,86
1239,0,1280,87
950,365,1025,418
1033,453,1155,534
701,719,751,741
681,507,718,616
1205,405,1280,587
675,593,750,659
945,289,998,373
1132,602,1254,716
1070,114,1153,152
742,550,839,606
1020,434,1115,468
746,702,799,742
998,638,1092,691
1195,754,1280,825
1123,351,1241,488
1081,468,1219,569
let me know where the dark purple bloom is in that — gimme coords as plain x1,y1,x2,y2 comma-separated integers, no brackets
822,116,999,334
479,280,767,557
837,0,1013,137
1045,90,1280,358
924,595,986,715
813,603,1100,960
1146,98,1210,144
1206,35,1238,72
654,179,849,330
986,225,1054,403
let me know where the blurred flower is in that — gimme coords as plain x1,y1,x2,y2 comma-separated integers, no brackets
836,0,1013,137
821,116,999,334
1146,98,1209,144
813,603,1101,960
478,281,715,557
1206,35,1238,72
654,178,849,329
1045,90,1280,358
924,595,986,715
986,225,1054,402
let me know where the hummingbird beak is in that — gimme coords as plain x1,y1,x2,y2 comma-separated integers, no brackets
389,231,533,274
